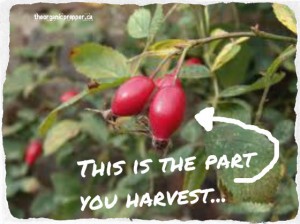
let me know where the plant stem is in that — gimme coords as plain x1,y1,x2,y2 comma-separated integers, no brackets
163,4,178,22
174,46,190,80
254,45,296,124
230,3,240,29
211,72,220,108
255,86,270,124
189,29,296,46
191,6,203,39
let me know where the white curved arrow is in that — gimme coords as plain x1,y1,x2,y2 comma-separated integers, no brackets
194,107,280,184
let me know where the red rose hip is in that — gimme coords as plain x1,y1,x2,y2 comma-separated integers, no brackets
60,90,78,103
111,75,155,116
155,74,181,88
185,57,202,66
25,140,42,166
149,85,186,143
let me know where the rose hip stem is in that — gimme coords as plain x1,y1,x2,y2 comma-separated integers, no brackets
172,46,190,84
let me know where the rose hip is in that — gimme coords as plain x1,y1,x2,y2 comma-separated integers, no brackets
155,74,181,88
149,85,186,148
111,75,155,116
185,57,202,66
25,140,42,166
60,90,79,103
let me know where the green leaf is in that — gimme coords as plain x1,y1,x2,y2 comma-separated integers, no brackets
262,107,284,124
208,28,228,55
53,198,81,219
274,179,298,216
30,191,57,217
149,5,164,39
212,42,241,71
6,177,21,197
127,8,151,39
149,39,188,56
216,99,252,124
9,205,25,218
205,124,281,202
80,112,109,142
7,177,40,197
217,43,253,87
4,139,25,161
40,10,66,33
117,173,150,190
41,19,65,34
183,149,207,191
19,177,40,193
234,37,250,45
169,145,194,161
51,173,80,202
4,64,34,95
265,45,296,77
220,45,295,98
273,3,297,34
180,119,203,143
71,43,129,80
273,119,294,144
3,122,26,137
221,201,273,218
180,64,211,79
3,109,37,136
43,120,81,155
220,72,285,98
7,164,28,178
38,77,128,136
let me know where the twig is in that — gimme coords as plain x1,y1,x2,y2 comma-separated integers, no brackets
163,4,178,22
254,86,270,125
211,72,220,108
189,28,296,46
174,46,190,80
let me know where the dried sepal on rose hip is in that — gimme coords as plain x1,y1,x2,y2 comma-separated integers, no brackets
149,81,186,150
25,139,43,166
111,75,155,117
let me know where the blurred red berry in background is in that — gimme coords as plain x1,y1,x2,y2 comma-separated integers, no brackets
60,90,79,103
185,57,202,66
25,140,43,166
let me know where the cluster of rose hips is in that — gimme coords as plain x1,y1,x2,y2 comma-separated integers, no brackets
108,57,202,150
109,57,202,150
110,72,185,150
